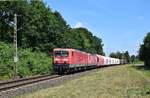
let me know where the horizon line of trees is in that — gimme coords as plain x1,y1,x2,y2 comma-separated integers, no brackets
109,51,140,64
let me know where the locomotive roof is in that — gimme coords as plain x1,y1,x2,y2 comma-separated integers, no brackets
54,48,120,60
54,48,88,54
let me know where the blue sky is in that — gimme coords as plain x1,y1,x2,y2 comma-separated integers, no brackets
44,0,150,56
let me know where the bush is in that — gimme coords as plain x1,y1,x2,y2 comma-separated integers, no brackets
0,42,52,80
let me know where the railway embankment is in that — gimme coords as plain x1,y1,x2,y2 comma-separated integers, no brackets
18,64,150,98
0,67,100,98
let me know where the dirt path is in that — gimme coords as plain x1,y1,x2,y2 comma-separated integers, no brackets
18,65,150,98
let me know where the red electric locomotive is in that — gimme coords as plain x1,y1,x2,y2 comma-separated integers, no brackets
53,48,91,74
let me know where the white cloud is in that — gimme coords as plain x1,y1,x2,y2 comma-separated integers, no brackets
137,16,144,20
74,22,84,28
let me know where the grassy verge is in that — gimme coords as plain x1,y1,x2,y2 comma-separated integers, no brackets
131,64,150,77
131,61,144,64
18,64,150,98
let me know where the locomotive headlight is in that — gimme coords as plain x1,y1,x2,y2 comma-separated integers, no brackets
63,58,68,61
54,61,58,64
63,59,69,64
55,58,60,61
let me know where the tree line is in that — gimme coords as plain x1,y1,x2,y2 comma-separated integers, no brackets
109,51,129,63
109,51,141,64
110,32,150,66
139,32,150,66
0,0,104,55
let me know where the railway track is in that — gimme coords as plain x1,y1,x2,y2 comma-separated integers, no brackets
0,74,60,92
0,65,121,93
0,65,124,98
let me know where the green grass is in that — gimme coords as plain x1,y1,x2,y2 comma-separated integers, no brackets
131,64,150,77
17,64,150,98
131,61,144,64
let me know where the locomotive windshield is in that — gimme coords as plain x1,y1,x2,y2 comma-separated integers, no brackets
54,50,69,57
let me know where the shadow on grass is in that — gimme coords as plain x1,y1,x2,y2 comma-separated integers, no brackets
131,64,150,71
130,64,150,95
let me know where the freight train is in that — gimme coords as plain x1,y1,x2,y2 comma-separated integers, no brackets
53,48,125,74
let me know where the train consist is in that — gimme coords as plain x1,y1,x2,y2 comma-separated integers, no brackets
53,48,125,74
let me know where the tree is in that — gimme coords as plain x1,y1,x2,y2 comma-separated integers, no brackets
0,1,30,44
0,0,104,54
109,52,117,58
109,51,124,59
130,55,136,63
139,32,150,66
69,28,104,55
124,51,130,63
109,51,130,64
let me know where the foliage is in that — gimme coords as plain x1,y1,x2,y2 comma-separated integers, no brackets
124,51,130,63
0,42,13,79
139,32,150,66
109,51,130,63
130,55,142,64
130,55,136,63
0,42,52,80
0,0,104,55
68,28,104,54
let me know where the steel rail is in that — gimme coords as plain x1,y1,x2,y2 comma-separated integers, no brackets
0,75,60,92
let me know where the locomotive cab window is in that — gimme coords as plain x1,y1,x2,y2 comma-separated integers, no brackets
54,50,69,57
